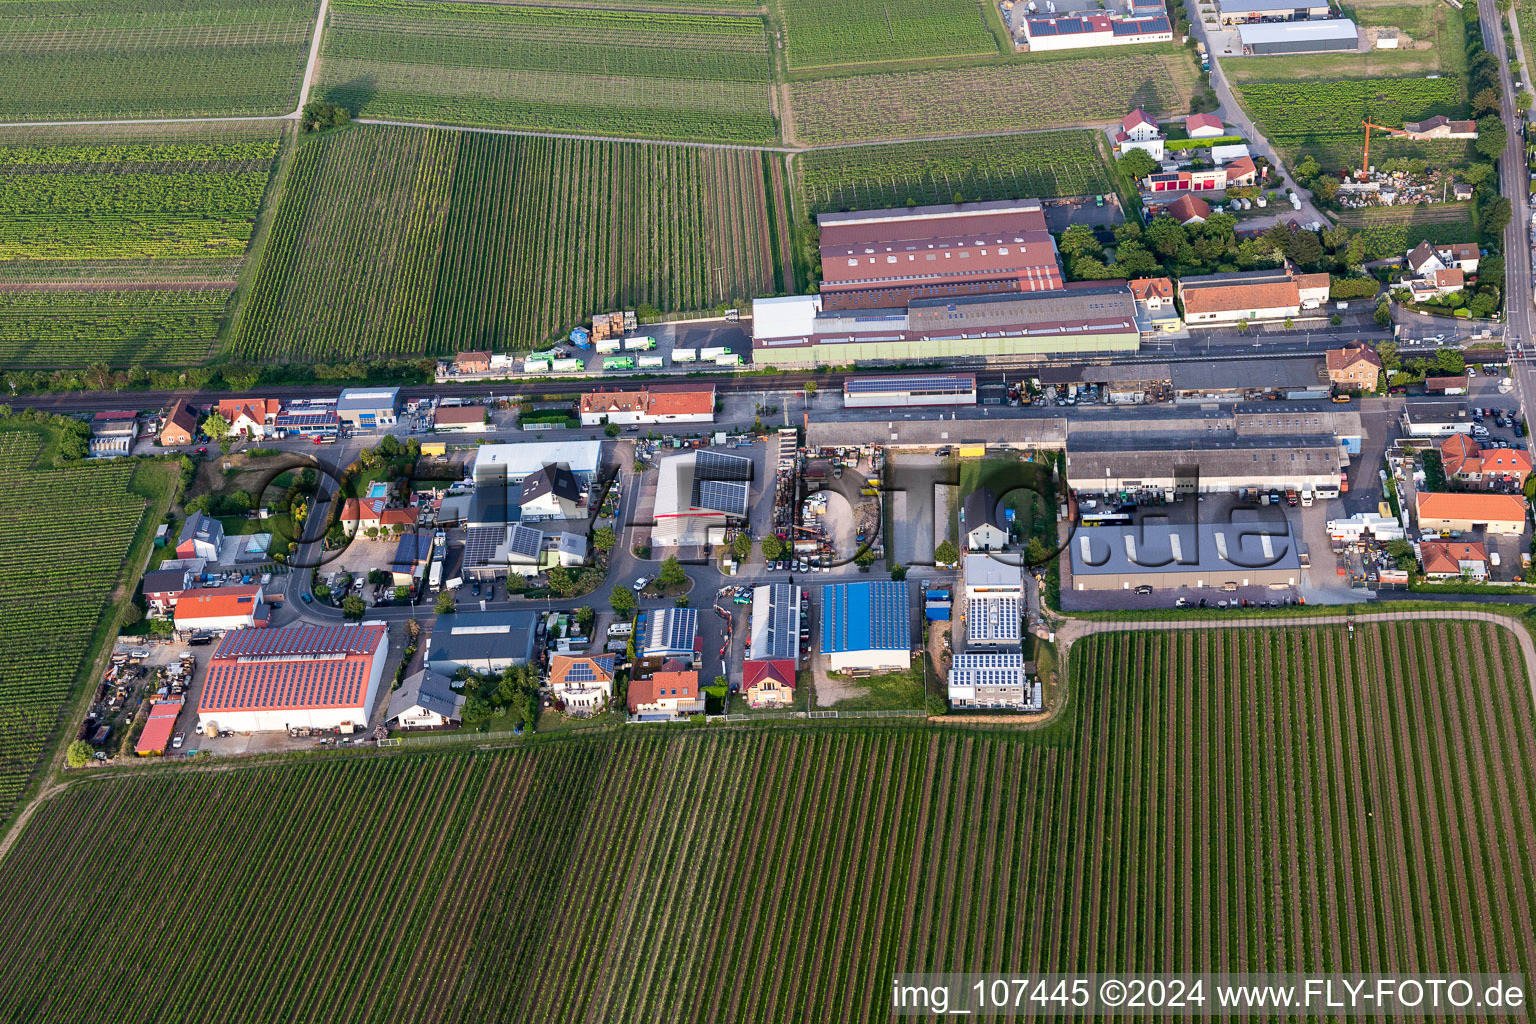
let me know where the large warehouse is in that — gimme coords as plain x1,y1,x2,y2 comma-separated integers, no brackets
752,287,1139,367
1021,10,1172,51
1239,19,1359,54
1069,521,1301,592
820,580,911,674
815,199,1062,311
843,374,977,408
652,449,752,548
1066,441,1344,497
425,610,538,674
1171,357,1329,403
1216,0,1330,24
335,388,400,429
197,623,389,733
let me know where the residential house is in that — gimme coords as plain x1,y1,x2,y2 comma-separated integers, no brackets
1185,113,1226,138
142,567,193,613
549,653,616,715
1402,116,1479,140
578,385,716,426
518,463,582,521
1439,435,1533,487
1165,194,1211,226
1407,268,1464,302
433,405,488,432
551,531,588,568
1415,491,1528,535
1115,108,1165,161
963,486,1009,551
453,351,493,374
339,497,419,535
1128,277,1181,332
1408,240,1479,276
175,511,224,561
1177,268,1303,325
1325,346,1382,391
743,659,796,708
1419,539,1490,579
216,399,280,439
628,665,705,719
1222,155,1258,188
159,399,198,447
385,669,465,729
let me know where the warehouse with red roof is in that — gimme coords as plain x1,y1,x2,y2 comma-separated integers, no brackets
197,622,390,733
136,699,183,756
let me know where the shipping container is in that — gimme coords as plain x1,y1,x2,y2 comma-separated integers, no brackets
595,337,622,353
637,354,664,368
603,356,636,371
957,445,986,459
671,348,697,363
550,358,584,372
623,335,656,351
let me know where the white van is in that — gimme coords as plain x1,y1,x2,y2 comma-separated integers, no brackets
607,621,633,638
1300,488,1313,507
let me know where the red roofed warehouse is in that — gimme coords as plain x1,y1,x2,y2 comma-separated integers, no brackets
173,584,267,632
198,622,390,733
136,700,183,756
578,384,716,426
815,200,1062,311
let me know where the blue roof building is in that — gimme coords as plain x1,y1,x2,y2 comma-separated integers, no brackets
820,581,911,673
336,388,400,429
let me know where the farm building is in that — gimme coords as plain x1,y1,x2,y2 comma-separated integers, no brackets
1238,19,1358,53
1403,116,1479,141
1402,400,1473,437
1209,143,1251,165
652,450,752,548
425,610,538,674
947,650,1040,711
136,700,183,756
751,286,1139,367
1068,521,1301,591
814,199,1062,311
1066,441,1343,497
197,623,389,734
744,583,801,708
842,374,977,408
1414,492,1527,535
176,511,224,561
172,585,268,632
1216,0,1330,24
639,607,701,664
804,415,1067,452
963,487,1010,551
578,385,716,426
963,555,1023,647
335,388,399,429
548,654,616,715
89,411,137,457
159,399,198,447
385,669,465,729
1185,113,1226,138
1020,10,1172,52
627,668,704,720
820,581,911,674
433,404,488,432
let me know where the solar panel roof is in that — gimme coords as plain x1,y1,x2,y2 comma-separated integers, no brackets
464,526,504,568
820,581,909,654
755,583,799,661
844,374,976,395
692,478,749,517
695,449,753,481
214,623,384,659
1113,14,1170,33
643,608,699,656
507,523,542,559
949,649,1027,688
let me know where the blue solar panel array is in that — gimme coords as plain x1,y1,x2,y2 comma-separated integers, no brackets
820,581,909,655
844,374,976,396
1113,15,1170,33
215,623,383,659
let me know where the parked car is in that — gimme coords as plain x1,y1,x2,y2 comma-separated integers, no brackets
172,733,184,749
301,592,312,603
633,574,653,592
1134,585,1153,595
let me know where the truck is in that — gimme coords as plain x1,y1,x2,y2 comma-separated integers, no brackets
700,346,729,361
623,335,656,351
637,354,664,368
1285,488,1299,507
671,348,697,363
595,336,622,354
522,359,551,374
603,355,636,371
714,353,742,366
550,357,584,373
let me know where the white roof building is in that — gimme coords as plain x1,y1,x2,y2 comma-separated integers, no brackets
652,450,752,548
471,440,603,484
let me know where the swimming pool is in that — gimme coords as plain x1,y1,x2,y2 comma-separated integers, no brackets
367,481,388,500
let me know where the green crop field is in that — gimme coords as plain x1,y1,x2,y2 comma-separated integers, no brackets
1231,76,1464,152
789,54,1196,144
1,621,1532,1019
0,428,157,826
237,125,786,360
774,0,997,70
796,131,1111,213
0,0,317,121
0,127,280,368
317,0,776,143
1336,203,1479,258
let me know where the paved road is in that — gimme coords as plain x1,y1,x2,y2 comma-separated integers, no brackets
1490,2,1534,354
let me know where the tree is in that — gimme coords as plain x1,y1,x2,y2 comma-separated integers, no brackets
1385,539,1417,572
201,411,232,454
1058,224,1103,260
934,539,959,566
610,585,635,618
1143,216,1188,258
435,590,456,614
1472,86,1502,117
731,532,751,561
854,549,877,568
1479,193,1512,237
889,564,908,582
1480,252,1506,290
603,422,621,437
300,100,350,132
1284,228,1324,267
547,566,580,598
803,382,817,397
1373,300,1393,327
1025,535,1056,567
393,585,412,603
342,595,365,620
1283,317,1295,329
761,535,783,562
66,740,94,768
1330,313,1343,326
925,694,948,717
592,526,616,552
367,568,390,586
658,555,687,588
1377,340,1399,370
575,606,595,633
1236,319,1250,334
1117,148,1157,182
1475,115,1508,160
1464,162,1495,186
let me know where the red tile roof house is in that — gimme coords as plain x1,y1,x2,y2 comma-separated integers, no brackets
627,667,705,720
1185,112,1226,138
1439,435,1533,487
340,497,419,536
172,584,268,632
197,622,389,733
158,399,198,447
216,398,280,438
1164,194,1211,225
743,659,796,708
1419,539,1490,579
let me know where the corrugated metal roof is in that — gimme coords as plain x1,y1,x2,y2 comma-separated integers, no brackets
1069,522,1300,576
215,622,384,659
820,581,910,655
844,373,976,396
1237,17,1357,43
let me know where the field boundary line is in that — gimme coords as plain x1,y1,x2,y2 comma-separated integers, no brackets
295,0,332,115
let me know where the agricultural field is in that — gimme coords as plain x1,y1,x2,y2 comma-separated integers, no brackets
795,131,1111,213
789,53,1197,144
1232,76,1465,155
0,427,158,826
317,0,776,143
0,0,317,121
237,125,785,359
774,0,997,70
1223,0,1465,81
1336,203,1479,258
1,621,1532,1020
0,127,280,367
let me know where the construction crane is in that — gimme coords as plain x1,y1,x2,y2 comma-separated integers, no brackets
1360,120,1412,179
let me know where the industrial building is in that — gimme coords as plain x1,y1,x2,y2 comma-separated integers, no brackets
842,374,977,408
1040,362,1173,403
470,440,602,527
172,585,267,632
744,583,801,708
947,651,1041,711
578,385,716,426
425,610,538,674
1402,400,1473,437
432,405,488,432
752,286,1140,367
1020,10,1172,51
335,388,400,429
1171,357,1329,402
820,580,911,674
197,623,390,733
652,449,752,548
639,607,701,663
1216,0,1331,24
275,404,339,439
1239,19,1358,54
1066,441,1343,497
1069,521,1301,591
814,199,1062,311
963,555,1023,647
805,415,1067,451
